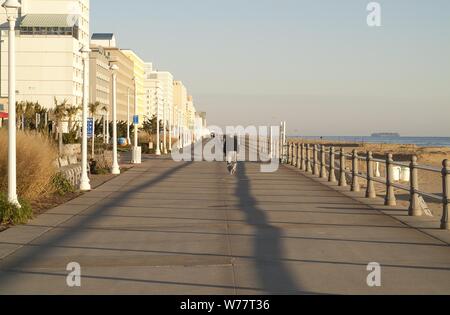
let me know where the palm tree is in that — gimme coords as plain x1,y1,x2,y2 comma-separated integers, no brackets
66,105,80,132
36,106,49,133
23,102,35,129
89,102,101,157
141,115,158,134
16,102,25,130
33,102,42,130
52,97,68,155
101,105,109,144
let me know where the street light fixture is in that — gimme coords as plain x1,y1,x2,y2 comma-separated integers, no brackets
79,45,91,191
110,63,120,175
3,0,21,207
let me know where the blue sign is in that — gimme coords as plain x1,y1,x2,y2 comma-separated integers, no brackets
133,115,139,125
87,118,94,138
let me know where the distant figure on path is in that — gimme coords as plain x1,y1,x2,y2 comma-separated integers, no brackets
223,135,238,175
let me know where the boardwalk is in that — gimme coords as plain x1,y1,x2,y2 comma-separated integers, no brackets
0,156,449,294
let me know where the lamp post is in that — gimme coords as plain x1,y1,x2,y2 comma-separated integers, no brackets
155,90,161,155
168,104,173,151
102,110,105,143
282,121,287,163
181,111,185,147
163,99,168,154
110,64,120,175
106,109,110,144
177,108,181,147
132,77,141,164
79,45,91,191
3,0,21,206
126,87,130,145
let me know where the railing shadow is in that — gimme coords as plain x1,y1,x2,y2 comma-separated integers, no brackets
0,161,192,287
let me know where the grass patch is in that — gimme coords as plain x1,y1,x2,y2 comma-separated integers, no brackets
0,193,33,225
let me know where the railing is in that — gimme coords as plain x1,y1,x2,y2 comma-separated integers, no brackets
285,142,450,230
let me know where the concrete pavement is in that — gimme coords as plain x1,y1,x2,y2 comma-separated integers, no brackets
0,157,449,294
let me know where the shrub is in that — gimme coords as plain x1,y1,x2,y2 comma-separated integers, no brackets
51,172,75,196
138,131,151,144
62,129,80,145
0,193,33,225
0,130,58,201
94,150,112,171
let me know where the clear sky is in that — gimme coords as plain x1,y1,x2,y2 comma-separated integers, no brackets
91,0,450,136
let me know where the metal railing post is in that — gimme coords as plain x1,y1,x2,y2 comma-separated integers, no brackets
328,146,336,182
300,143,305,171
366,151,376,198
290,143,294,165
351,149,360,192
287,143,292,165
291,143,295,165
441,159,449,230
408,156,422,216
299,143,305,171
385,153,397,206
283,143,291,164
306,144,312,173
297,143,301,169
320,145,327,179
339,148,347,187
292,143,297,167
313,145,319,176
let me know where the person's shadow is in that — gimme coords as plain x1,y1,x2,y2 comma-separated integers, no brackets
235,162,301,294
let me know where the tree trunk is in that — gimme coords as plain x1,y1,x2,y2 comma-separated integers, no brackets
54,121,59,141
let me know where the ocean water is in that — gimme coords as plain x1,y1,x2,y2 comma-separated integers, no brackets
291,136,450,147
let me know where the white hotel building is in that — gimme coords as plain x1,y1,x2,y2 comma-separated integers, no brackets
149,70,175,132
0,0,90,109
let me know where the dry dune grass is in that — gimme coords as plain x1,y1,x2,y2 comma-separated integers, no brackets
0,129,58,201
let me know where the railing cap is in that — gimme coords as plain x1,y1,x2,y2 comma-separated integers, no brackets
444,159,450,170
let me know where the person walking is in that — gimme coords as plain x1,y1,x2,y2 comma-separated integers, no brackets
223,134,239,175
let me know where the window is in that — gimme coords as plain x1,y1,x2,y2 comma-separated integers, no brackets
20,26,79,39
